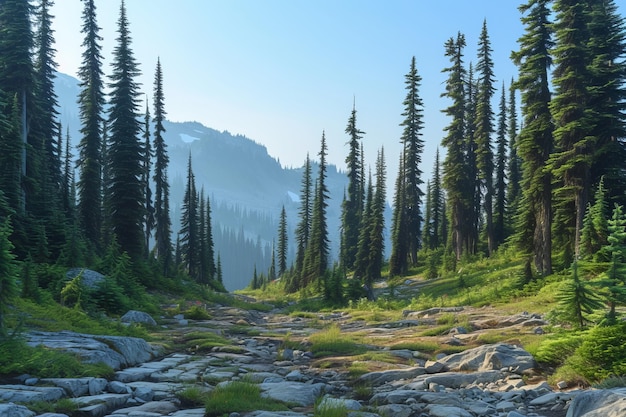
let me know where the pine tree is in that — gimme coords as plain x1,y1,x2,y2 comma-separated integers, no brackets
143,100,153,258
597,204,626,321
511,0,554,275
421,180,433,250
506,80,522,229
474,20,496,255
341,102,364,270
204,193,216,283
586,0,626,207
400,57,425,266
32,0,61,221
76,0,105,251
494,82,508,247
367,148,386,284
0,0,34,217
0,96,23,219
216,253,223,284
302,132,330,288
389,154,408,276
180,154,199,279
580,178,609,261
354,171,373,283
106,0,145,260
549,0,595,261
152,58,172,273
441,32,471,261
290,154,312,291
556,261,603,329
431,149,445,248
0,218,18,336
465,63,480,256
277,205,288,276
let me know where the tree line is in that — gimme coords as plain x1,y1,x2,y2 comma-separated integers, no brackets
259,0,626,304
0,0,224,309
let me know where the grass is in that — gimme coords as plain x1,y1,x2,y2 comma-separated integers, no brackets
314,398,349,417
0,337,114,379
177,385,211,407
175,330,233,353
25,398,78,415
204,381,289,417
308,324,366,357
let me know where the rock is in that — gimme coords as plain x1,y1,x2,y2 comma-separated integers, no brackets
41,377,108,397
318,396,362,411
425,404,472,417
0,385,65,403
437,343,536,374
112,400,178,415
259,381,327,406
120,310,157,326
566,389,626,417
557,380,569,390
0,403,36,417
358,367,426,385
71,393,132,417
376,403,413,417
403,370,505,390
66,268,105,289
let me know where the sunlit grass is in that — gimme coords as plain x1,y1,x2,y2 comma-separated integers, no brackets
309,324,366,357
204,381,289,417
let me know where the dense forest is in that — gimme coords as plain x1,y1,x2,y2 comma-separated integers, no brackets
0,0,625,328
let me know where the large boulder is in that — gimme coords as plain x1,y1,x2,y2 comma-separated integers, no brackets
66,268,105,289
566,389,626,417
437,343,536,374
26,331,160,370
120,310,157,326
0,403,36,417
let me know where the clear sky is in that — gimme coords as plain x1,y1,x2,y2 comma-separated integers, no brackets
50,0,626,190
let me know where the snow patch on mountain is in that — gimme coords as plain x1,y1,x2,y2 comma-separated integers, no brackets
179,133,200,143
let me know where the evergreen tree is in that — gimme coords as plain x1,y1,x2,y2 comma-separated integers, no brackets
143,100,153,258
389,154,408,276
400,56,425,266
216,253,223,284
580,178,609,260
465,63,480,256
474,20,496,255
179,154,199,279
586,0,626,208
556,261,603,329
367,148,386,284
152,58,172,274
106,0,145,259
598,204,626,321
421,180,433,250
0,0,34,217
0,218,18,336
511,0,554,275
341,102,364,270
494,82,508,246
204,193,216,283
61,126,74,217
76,0,105,251
289,154,312,291
549,0,595,260
441,33,471,260
506,80,522,230
0,96,23,218
197,188,208,284
302,132,330,288
33,0,62,221
354,171,373,284
277,205,288,276
431,149,445,248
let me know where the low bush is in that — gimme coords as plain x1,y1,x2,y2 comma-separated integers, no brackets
204,381,288,417
567,323,626,383
309,324,365,357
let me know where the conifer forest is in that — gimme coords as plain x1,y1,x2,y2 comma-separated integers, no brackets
0,0,626,324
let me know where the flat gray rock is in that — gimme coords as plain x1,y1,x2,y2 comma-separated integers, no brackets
566,389,626,417
259,381,327,407
0,403,36,417
437,343,536,374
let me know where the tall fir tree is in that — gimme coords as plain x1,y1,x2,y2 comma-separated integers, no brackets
33,0,61,220
399,56,425,266
143,100,153,258
106,0,145,260
152,58,172,274
76,0,105,252
302,132,330,288
277,205,288,276
431,149,445,248
549,0,595,261
179,154,199,279
367,148,386,283
389,154,408,276
494,82,508,246
586,0,626,208
289,154,312,291
441,32,471,260
506,79,522,230
474,20,496,255
341,102,364,270
511,0,554,275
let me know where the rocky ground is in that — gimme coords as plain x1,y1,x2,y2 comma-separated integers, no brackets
1,300,625,417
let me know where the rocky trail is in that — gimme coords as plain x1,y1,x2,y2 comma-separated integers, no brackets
1,300,625,417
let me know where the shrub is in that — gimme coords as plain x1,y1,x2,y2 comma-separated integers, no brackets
533,333,585,367
309,324,365,357
184,305,212,320
204,381,288,417
177,385,209,407
568,323,626,383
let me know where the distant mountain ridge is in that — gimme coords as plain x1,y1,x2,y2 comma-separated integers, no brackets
54,72,350,291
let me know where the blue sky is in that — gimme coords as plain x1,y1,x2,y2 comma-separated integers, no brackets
50,0,626,190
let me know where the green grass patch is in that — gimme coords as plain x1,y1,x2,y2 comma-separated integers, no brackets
314,398,348,417
177,385,211,407
204,381,289,417
389,340,440,353
309,324,366,357
0,337,114,378
25,398,78,415
178,331,231,352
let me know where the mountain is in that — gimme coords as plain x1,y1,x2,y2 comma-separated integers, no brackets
54,72,359,291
